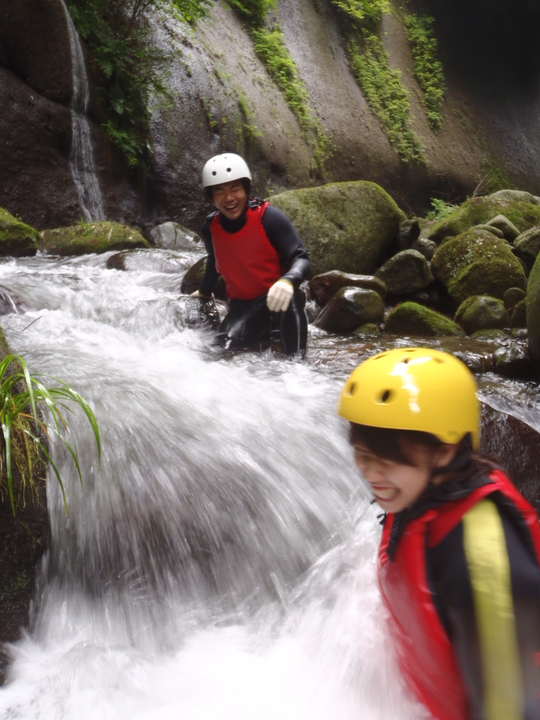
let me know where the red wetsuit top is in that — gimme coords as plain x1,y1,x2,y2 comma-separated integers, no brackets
379,469,540,720
209,202,281,300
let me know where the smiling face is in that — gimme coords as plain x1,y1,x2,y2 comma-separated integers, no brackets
353,439,458,513
211,180,248,220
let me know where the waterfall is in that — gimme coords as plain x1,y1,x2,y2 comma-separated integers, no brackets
60,0,105,222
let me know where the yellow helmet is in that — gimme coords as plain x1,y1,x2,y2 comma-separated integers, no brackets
338,347,480,449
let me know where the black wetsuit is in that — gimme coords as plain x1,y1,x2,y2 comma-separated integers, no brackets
200,200,310,355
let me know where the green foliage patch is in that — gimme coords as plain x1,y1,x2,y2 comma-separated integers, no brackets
66,0,208,168
348,35,422,163
404,13,445,130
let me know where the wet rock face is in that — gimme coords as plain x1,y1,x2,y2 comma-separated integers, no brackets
149,222,201,250
454,295,511,335
313,287,384,334
0,0,72,104
385,301,465,337
513,227,540,272
431,228,526,306
270,182,404,277
308,270,386,307
180,256,228,300
375,249,434,296
481,404,540,513
0,286,27,315
40,222,149,256
527,251,540,363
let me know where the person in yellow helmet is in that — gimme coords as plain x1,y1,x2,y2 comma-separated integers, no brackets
338,347,540,720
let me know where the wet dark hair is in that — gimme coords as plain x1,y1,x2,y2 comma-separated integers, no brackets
205,178,251,205
349,422,497,479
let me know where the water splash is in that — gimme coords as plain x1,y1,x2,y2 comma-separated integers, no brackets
60,0,105,221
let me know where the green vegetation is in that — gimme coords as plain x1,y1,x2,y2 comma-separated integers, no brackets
228,0,331,171
66,0,208,168
0,355,100,515
348,35,422,162
426,197,458,222
481,156,517,194
327,0,422,163
404,13,445,130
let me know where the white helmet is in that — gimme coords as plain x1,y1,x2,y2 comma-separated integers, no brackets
202,153,252,202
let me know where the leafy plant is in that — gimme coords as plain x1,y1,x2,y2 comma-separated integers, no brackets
329,0,390,28
404,13,445,130
0,355,101,515
426,197,458,221
66,0,208,167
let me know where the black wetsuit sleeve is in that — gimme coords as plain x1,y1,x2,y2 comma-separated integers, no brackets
261,205,311,289
199,219,219,298
427,498,540,720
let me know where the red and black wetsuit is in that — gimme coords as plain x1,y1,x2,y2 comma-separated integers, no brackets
379,469,540,720
200,199,310,354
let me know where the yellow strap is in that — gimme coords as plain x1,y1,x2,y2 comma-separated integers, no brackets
462,499,523,720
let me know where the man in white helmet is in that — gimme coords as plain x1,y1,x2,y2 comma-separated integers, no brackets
194,153,310,355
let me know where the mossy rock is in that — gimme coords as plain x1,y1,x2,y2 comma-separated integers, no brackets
308,270,386,306
454,295,510,335
431,228,526,306
513,227,540,272
385,302,465,337
504,287,527,310
511,298,527,329
180,256,227,300
270,181,405,277
375,249,433,296
426,195,540,243
353,323,380,338
526,252,540,361
39,222,149,256
0,208,39,256
471,329,508,340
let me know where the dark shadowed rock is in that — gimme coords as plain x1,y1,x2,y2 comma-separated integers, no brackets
454,295,511,334
493,344,534,379
411,237,437,260
486,214,520,241
513,227,540,272
375,249,433,296
181,256,227,300
504,287,527,310
149,222,200,250
397,218,420,249
308,270,386,306
174,296,221,329
512,299,527,329
385,302,465,337
481,404,540,512
314,287,384,334
526,251,540,364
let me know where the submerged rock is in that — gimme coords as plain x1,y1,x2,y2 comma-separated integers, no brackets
181,256,227,300
314,287,384,334
174,296,221,329
454,295,511,335
149,222,200,250
426,195,540,243
106,248,201,274
0,208,38,256
308,270,386,306
353,323,380,338
431,228,526,306
40,222,148,256
385,302,465,337
270,181,404,276
375,249,433,296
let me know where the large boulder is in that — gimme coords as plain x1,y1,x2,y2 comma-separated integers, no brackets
454,295,511,335
426,194,540,243
149,222,201,250
527,251,540,362
375,249,433,296
513,227,540,272
39,222,149,256
385,302,465,337
308,270,386,306
313,287,384,334
431,228,527,306
270,181,405,277
0,208,39,256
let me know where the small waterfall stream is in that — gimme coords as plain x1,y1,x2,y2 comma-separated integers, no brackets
60,0,105,222
0,250,426,719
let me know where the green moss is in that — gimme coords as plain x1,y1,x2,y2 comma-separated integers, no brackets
347,34,422,163
427,196,540,242
471,328,508,340
481,157,517,194
425,198,458,222
0,209,39,256
39,222,149,256
328,0,390,28
403,13,445,130
385,301,464,337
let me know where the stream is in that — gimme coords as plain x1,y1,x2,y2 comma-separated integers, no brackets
0,248,534,719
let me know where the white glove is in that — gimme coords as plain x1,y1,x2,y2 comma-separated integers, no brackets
267,279,294,312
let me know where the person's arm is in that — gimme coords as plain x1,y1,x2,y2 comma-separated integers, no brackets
261,205,310,290
198,218,219,298
428,499,540,720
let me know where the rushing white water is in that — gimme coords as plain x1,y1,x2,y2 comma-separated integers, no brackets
0,251,426,719
60,0,105,222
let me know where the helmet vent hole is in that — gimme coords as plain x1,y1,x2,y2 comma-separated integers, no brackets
212,171,217,176
226,167,232,172
380,390,392,403
347,382,357,396
403,358,410,364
